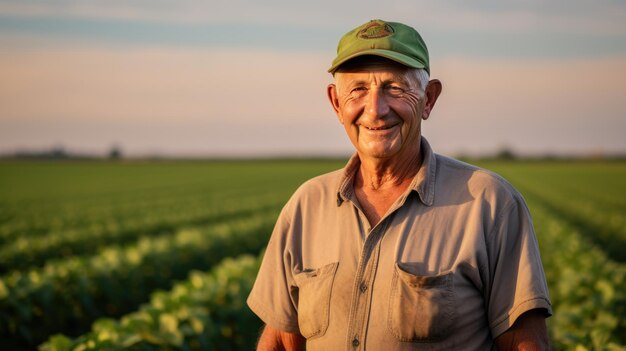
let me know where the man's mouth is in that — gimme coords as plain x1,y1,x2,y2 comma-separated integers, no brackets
364,125,394,131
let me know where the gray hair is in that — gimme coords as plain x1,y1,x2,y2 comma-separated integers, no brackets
411,68,430,93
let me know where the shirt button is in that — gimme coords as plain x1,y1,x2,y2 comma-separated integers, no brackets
352,338,360,347
359,283,367,293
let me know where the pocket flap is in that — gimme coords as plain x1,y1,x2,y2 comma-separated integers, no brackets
396,263,453,288
292,262,339,339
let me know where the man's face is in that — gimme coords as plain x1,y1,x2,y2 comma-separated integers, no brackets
328,60,434,161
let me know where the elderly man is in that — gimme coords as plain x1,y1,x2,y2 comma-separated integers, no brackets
247,19,552,350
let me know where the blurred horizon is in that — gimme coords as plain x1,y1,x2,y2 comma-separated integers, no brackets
1,1,625,158
3,143,625,161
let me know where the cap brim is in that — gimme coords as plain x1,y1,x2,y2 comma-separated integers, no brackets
328,49,427,73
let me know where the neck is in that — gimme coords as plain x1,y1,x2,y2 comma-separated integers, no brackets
356,142,422,191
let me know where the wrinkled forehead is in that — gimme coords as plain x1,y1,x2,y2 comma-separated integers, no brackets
333,56,418,88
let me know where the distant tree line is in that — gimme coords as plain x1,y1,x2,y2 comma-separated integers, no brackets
1,146,123,160
1,145,624,161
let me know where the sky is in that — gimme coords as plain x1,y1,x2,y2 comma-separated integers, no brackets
1,0,625,157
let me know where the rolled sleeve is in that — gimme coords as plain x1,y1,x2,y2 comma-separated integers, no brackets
486,194,552,338
247,207,301,333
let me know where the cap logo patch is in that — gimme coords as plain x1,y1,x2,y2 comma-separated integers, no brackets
357,22,394,39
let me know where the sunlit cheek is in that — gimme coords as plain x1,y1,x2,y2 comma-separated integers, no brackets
342,121,359,147
341,102,362,122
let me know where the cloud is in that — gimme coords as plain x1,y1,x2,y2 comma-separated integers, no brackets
1,2,624,67
1,0,625,35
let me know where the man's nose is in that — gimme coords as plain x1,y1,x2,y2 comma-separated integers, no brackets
364,88,390,119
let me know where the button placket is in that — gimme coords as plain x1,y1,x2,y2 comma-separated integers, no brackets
345,224,385,351
352,337,360,347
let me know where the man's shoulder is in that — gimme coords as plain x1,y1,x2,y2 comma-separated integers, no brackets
298,168,344,192
286,168,345,207
434,153,523,205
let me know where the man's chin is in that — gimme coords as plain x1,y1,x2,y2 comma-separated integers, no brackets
357,148,400,161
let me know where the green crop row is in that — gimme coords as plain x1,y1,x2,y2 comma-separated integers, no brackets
515,178,626,262
1,160,623,350
1,188,277,244
0,189,212,244
480,162,626,263
40,253,263,351
41,197,626,351
0,193,284,273
0,185,280,247
524,196,626,350
0,160,339,246
479,162,626,349
0,210,278,349
477,161,626,213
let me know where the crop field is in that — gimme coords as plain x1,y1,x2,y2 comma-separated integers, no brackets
0,159,624,350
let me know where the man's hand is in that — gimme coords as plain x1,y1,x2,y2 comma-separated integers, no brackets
495,309,550,350
256,324,306,351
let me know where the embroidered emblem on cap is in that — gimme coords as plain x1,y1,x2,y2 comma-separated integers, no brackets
357,21,394,39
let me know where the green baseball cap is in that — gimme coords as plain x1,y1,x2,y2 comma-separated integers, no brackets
328,19,430,74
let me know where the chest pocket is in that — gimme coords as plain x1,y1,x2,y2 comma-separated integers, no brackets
293,262,339,339
387,263,456,342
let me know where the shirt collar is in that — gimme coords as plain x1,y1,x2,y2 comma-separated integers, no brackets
336,137,437,207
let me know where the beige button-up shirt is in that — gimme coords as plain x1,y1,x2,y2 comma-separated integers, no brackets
247,138,552,350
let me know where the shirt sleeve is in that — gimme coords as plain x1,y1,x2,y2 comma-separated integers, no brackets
247,204,301,333
485,193,552,338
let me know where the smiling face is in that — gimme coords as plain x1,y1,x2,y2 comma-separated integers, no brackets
327,57,441,164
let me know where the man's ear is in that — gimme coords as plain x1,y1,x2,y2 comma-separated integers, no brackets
422,79,442,120
327,84,342,123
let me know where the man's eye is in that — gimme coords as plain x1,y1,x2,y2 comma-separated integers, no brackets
386,86,405,96
349,87,367,96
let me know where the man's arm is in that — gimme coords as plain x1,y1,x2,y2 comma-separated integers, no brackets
256,324,306,351
494,309,550,351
